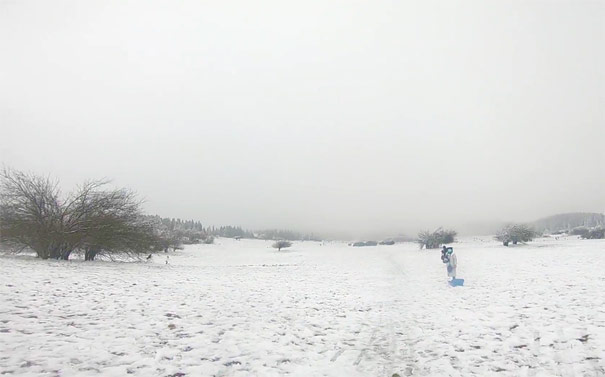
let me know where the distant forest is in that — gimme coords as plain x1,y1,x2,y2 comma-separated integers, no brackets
152,212,605,243
145,216,321,242
532,213,605,233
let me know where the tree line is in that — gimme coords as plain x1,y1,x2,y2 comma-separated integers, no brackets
532,212,605,234
255,229,321,242
0,168,322,261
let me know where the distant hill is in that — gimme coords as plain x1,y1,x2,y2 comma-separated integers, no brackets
532,213,605,233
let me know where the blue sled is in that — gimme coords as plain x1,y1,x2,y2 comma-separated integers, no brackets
449,278,465,287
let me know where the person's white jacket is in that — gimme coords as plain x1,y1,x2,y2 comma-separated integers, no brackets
447,253,457,278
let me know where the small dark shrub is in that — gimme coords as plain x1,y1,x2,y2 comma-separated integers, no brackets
272,240,292,251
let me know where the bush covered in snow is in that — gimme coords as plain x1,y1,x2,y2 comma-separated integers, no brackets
417,228,457,249
495,224,539,246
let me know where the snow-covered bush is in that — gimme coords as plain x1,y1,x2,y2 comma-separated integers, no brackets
495,224,539,246
417,228,457,249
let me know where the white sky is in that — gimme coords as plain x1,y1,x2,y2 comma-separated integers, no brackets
1,0,604,237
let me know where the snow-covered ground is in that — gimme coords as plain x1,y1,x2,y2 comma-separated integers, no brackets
1,237,605,377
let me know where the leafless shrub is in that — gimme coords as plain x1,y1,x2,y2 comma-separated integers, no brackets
272,240,292,251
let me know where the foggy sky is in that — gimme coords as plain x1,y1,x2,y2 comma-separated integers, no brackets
1,1,604,238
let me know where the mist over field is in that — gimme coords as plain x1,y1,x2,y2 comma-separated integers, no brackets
1,1,604,236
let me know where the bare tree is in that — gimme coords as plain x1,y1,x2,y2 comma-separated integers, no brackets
75,187,158,261
272,240,292,251
0,168,62,258
0,167,158,260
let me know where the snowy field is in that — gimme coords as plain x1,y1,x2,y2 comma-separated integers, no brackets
1,237,605,377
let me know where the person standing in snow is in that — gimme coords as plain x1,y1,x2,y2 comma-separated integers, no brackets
441,246,457,280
